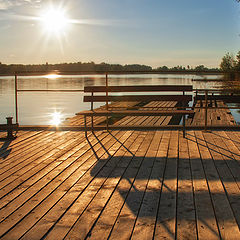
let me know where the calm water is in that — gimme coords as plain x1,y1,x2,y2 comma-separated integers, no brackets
0,74,223,125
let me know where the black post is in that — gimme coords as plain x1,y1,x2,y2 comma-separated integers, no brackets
182,91,186,138
15,73,19,124
6,117,14,139
183,114,186,138
205,90,208,130
106,73,109,131
91,92,94,129
84,115,87,138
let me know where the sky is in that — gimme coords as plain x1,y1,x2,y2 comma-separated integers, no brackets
0,0,239,68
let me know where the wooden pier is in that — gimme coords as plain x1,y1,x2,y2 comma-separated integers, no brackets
0,119,240,239
65,100,238,128
0,99,239,239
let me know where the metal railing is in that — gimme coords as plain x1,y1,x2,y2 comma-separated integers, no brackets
13,73,86,125
1,72,238,129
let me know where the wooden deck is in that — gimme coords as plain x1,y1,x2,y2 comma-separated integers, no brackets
63,100,238,128
0,128,239,239
188,100,237,126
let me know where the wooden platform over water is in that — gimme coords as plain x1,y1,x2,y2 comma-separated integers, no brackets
0,128,239,239
65,100,238,128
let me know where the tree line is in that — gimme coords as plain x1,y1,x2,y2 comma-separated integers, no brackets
0,61,219,75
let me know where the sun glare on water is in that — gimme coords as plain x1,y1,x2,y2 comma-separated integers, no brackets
45,74,61,79
50,112,63,126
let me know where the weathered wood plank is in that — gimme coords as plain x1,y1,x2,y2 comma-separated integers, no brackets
0,131,105,210
0,128,239,239
107,131,156,240
130,131,164,240
84,85,193,92
154,130,179,239
0,131,126,238
84,95,192,103
197,131,240,239
79,131,148,240
188,131,220,239
176,131,197,240
20,131,141,240
203,131,240,229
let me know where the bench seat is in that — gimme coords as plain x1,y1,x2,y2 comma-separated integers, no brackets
79,109,194,137
77,110,194,117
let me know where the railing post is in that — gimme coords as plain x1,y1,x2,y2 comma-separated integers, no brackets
205,90,208,130
106,73,108,111
195,89,198,105
15,73,19,124
106,73,109,131
182,90,186,137
91,91,93,129
6,117,14,139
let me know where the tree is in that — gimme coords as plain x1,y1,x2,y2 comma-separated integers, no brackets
195,65,208,71
235,51,240,70
220,53,236,71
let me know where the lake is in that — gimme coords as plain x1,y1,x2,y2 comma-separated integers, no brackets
0,74,225,125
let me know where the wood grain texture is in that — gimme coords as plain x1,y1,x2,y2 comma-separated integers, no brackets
0,129,239,239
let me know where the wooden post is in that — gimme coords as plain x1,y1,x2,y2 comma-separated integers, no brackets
195,89,198,106
15,73,19,124
182,90,186,137
106,73,109,130
84,115,88,137
106,73,109,111
205,90,208,130
6,117,14,139
91,92,93,129
183,114,186,138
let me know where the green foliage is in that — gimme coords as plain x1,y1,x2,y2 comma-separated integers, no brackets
235,51,240,70
195,65,208,71
220,53,236,71
156,65,218,72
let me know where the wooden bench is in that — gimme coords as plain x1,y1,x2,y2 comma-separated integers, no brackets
78,85,194,137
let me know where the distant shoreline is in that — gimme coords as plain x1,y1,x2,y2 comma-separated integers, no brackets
0,70,224,77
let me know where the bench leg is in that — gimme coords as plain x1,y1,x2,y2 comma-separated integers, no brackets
183,114,186,138
91,115,94,133
91,116,93,132
106,114,109,132
84,115,87,138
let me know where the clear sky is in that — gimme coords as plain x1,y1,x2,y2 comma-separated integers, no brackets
0,0,239,67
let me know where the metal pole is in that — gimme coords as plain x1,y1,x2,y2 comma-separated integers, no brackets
205,90,208,130
183,114,186,138
91,92,93,129
182,90,186,137
84,115,87,138
106,73,109,130
15,73,19,124
106,73,108,110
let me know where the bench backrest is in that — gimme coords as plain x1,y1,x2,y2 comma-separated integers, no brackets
84,85,192,93
83,85,193,108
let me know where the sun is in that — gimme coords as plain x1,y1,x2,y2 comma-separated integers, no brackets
40,8,68,34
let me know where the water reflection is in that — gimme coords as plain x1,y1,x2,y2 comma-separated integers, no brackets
0,74,223,125
45,74,61,79
50,111,63,126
